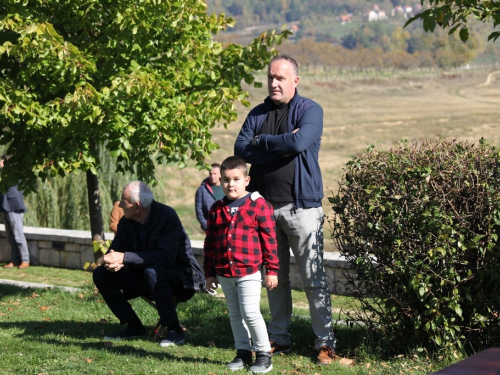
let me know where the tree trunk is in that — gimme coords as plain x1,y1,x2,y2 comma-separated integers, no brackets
86,168,105,263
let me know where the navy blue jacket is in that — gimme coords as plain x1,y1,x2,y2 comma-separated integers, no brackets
195,178,216,231
0,184,27,213
234,91,324,208
110,200,205,301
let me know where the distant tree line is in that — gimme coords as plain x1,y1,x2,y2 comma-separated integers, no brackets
210,0,499,69
278,25,480,69
207,0,416,29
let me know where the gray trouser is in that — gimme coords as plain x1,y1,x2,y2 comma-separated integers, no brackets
3,212,29,264
266,203,335,350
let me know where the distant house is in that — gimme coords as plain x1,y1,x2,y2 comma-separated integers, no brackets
340,14,352,24
368,10,379,21
368,7,387,22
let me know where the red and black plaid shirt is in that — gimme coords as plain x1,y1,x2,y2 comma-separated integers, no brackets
203,193,279,278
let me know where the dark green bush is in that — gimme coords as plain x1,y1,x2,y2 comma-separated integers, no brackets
329,138,500,353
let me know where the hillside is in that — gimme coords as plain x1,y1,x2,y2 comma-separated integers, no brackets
207,0,500,69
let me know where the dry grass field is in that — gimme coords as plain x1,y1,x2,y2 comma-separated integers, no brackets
156,66,500,251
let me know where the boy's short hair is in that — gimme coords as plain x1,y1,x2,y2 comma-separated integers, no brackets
221,156,248,176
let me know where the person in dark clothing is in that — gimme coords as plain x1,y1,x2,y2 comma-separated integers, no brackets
234,55,336,365
1,154,29,269
93,181,205,347
195,163,224,231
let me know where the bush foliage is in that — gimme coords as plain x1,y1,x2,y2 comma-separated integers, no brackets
329,138,500,353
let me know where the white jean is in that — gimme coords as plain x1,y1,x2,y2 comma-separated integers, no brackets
218,270,271,352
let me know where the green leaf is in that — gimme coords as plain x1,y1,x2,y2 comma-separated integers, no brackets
459,28,469,42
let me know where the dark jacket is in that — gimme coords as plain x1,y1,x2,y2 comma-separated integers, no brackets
234,91,324,208
0,184,27,213
110,200,205,301
195,177,216,231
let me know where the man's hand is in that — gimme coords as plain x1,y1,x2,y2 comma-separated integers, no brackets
103,250,125,272
205,276,219,294
265,274,278,290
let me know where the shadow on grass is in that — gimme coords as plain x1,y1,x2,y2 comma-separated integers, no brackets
0,283,370,364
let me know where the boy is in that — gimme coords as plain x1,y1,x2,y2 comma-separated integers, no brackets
204,156,279,374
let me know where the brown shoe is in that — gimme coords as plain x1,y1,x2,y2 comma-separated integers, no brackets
3,262,15,269
317,345,336,365
270,340,291,355
18,262,30,269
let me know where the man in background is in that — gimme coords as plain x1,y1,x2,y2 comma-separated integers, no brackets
195,163,224,231
109,201,124,235
1,154,30,269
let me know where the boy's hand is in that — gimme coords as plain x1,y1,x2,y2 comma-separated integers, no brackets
205,276,219,294
265,274,278,290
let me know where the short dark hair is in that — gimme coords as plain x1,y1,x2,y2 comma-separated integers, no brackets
211,163,221,169
270,54,299,76
221,156,248,177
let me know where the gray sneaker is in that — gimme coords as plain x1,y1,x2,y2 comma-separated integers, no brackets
159,330,185,347
250,352,273,374
226,349,252,371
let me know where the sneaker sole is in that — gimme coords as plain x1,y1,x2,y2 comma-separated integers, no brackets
226,365,245,371
251,363,273,374
159,338,186,347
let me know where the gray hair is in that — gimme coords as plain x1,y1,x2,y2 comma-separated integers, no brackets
124,181,154,208
270,54,299,76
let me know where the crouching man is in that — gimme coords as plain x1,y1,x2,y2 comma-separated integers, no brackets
93,181,205,347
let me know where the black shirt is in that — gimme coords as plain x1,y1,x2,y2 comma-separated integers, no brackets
251,102,295,203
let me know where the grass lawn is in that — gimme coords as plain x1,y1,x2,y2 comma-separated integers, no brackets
0,266,457,374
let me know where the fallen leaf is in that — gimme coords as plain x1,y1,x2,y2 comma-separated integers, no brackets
78,293,84,299
40,306,50,312
108,371,114,374
339,358,355,366
366,363,371,368
8,308,13,311
12,302,20,305
42,317,51,321
85,359,92,363
381,362,390,368
32,292,39,298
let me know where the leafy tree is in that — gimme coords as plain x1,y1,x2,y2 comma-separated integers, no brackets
406,0,500,42
0,0,289,252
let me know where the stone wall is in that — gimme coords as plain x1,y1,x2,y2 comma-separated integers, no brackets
0,225,350,295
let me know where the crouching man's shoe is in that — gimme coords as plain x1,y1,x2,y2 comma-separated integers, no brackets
103,326,146,340
18,262,30,269
3,262,15,269
160,329,185,347
317,345,336,365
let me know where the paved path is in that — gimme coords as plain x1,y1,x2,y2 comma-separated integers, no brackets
0,278,81,293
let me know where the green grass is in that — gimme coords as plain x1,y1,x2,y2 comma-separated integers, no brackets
0,266,458,374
